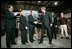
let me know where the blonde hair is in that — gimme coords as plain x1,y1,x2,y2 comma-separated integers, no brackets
20,10,25,16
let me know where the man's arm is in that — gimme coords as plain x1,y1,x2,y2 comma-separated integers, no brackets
48,12,52,23
48,12,52,26
5,11,15,20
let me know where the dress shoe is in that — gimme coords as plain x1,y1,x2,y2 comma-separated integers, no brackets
55,37,57,39
7,46,11,48
61,37,63,39
38,41,43,44
31,42,33,43
30,41,33,43
22,43,26,45
11,42,17,45
66,37,69,39
49,42,52,44
44,35,46,37
26,41,29,43
33,39,35,41
37,39,40,41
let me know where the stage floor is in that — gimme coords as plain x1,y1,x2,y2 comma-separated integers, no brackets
1,32,71,48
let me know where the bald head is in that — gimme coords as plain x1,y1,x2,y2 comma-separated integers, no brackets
60,13,64,18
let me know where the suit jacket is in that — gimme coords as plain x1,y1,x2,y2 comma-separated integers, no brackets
40,11,52,28
20,16,27,30
28,15,35,29
5,10,16,28
52,16,57,26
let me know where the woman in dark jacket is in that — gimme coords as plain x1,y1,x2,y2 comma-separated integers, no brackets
19,10,28,44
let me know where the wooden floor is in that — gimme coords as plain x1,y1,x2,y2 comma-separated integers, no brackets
1,33,71,48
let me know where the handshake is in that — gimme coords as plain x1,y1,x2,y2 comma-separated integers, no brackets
34,21,38,24
14,12,19,16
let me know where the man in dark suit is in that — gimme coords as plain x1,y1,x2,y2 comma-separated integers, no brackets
38,7,53,44
51,12,57,39
5,5,16,48
28,11,36,43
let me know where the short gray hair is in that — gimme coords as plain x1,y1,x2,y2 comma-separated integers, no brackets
41,7,46,10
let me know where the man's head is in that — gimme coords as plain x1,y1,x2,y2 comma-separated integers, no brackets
8,5,13,12
41,7,46,13
60,13,64,18
51,12,54,16
19,9,22,12
30,10,32,15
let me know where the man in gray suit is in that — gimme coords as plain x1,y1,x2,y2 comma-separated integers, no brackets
28,11,36,43
38,7,53,44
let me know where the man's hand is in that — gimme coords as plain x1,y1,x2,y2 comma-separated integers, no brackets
14,12,19,16
38,23,42,24
50,23,52,27
25,26,28,30
55,25,57,28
